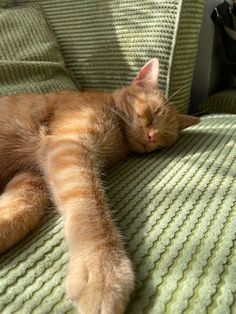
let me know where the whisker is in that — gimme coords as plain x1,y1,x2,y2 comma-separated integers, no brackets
162,83,190,107
104,103,131,124
191,110,210,116
168,101,180,106
118,81,125,89
113,108,131,124
154,100,180,114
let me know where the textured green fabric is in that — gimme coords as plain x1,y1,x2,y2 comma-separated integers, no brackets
0,5,78,96
199,89,236,114
0,114,236,314
0,0,14,8
168,1,206,113
15,0,205,113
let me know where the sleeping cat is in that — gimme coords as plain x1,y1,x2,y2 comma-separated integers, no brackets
0,58,199,314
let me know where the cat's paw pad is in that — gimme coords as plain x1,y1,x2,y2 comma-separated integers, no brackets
66,251,134,314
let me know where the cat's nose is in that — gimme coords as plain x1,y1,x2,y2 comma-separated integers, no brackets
148,129,158,143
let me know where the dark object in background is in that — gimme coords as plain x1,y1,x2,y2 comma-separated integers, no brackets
212,1,236,76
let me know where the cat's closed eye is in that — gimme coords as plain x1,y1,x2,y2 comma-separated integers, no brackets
154,107,162,115
135,108,153,127
145,113,153,127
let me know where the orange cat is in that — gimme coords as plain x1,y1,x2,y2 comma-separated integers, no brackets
0,59,199,314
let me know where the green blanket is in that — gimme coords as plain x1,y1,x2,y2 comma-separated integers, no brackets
1,114,236,314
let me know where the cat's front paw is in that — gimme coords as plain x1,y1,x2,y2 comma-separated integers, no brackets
66,249,134,314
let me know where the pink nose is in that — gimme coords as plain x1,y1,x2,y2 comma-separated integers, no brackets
148,129,158,143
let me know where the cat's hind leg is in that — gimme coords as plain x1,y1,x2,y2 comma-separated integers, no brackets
0,172,48,253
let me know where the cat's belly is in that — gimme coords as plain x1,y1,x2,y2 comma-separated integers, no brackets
0,120,42,188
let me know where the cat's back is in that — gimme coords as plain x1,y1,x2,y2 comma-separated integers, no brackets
0,90,126,185
0,93,51,148
0,90,115,156
0,92,49,132
49,90,127,166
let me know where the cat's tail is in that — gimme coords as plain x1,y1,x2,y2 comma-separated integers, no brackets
0,172,48,253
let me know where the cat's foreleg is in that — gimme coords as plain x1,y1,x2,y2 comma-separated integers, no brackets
0,172,48,253
45,143,134,314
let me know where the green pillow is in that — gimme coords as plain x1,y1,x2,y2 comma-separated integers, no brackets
0,5,79,95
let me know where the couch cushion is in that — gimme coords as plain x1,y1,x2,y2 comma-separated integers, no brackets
199,89,236,114
0,114,236,313
0,0,14,8
15,0,205,113
0,5,78,96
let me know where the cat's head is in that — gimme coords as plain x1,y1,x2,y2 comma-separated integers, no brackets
112,58,199,153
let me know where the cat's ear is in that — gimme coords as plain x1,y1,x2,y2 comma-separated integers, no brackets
132,58,160,91
178,114,200,130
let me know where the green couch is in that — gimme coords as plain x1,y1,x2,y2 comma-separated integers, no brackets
0,1,236,313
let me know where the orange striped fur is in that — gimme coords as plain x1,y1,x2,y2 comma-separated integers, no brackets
0,59,199,314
